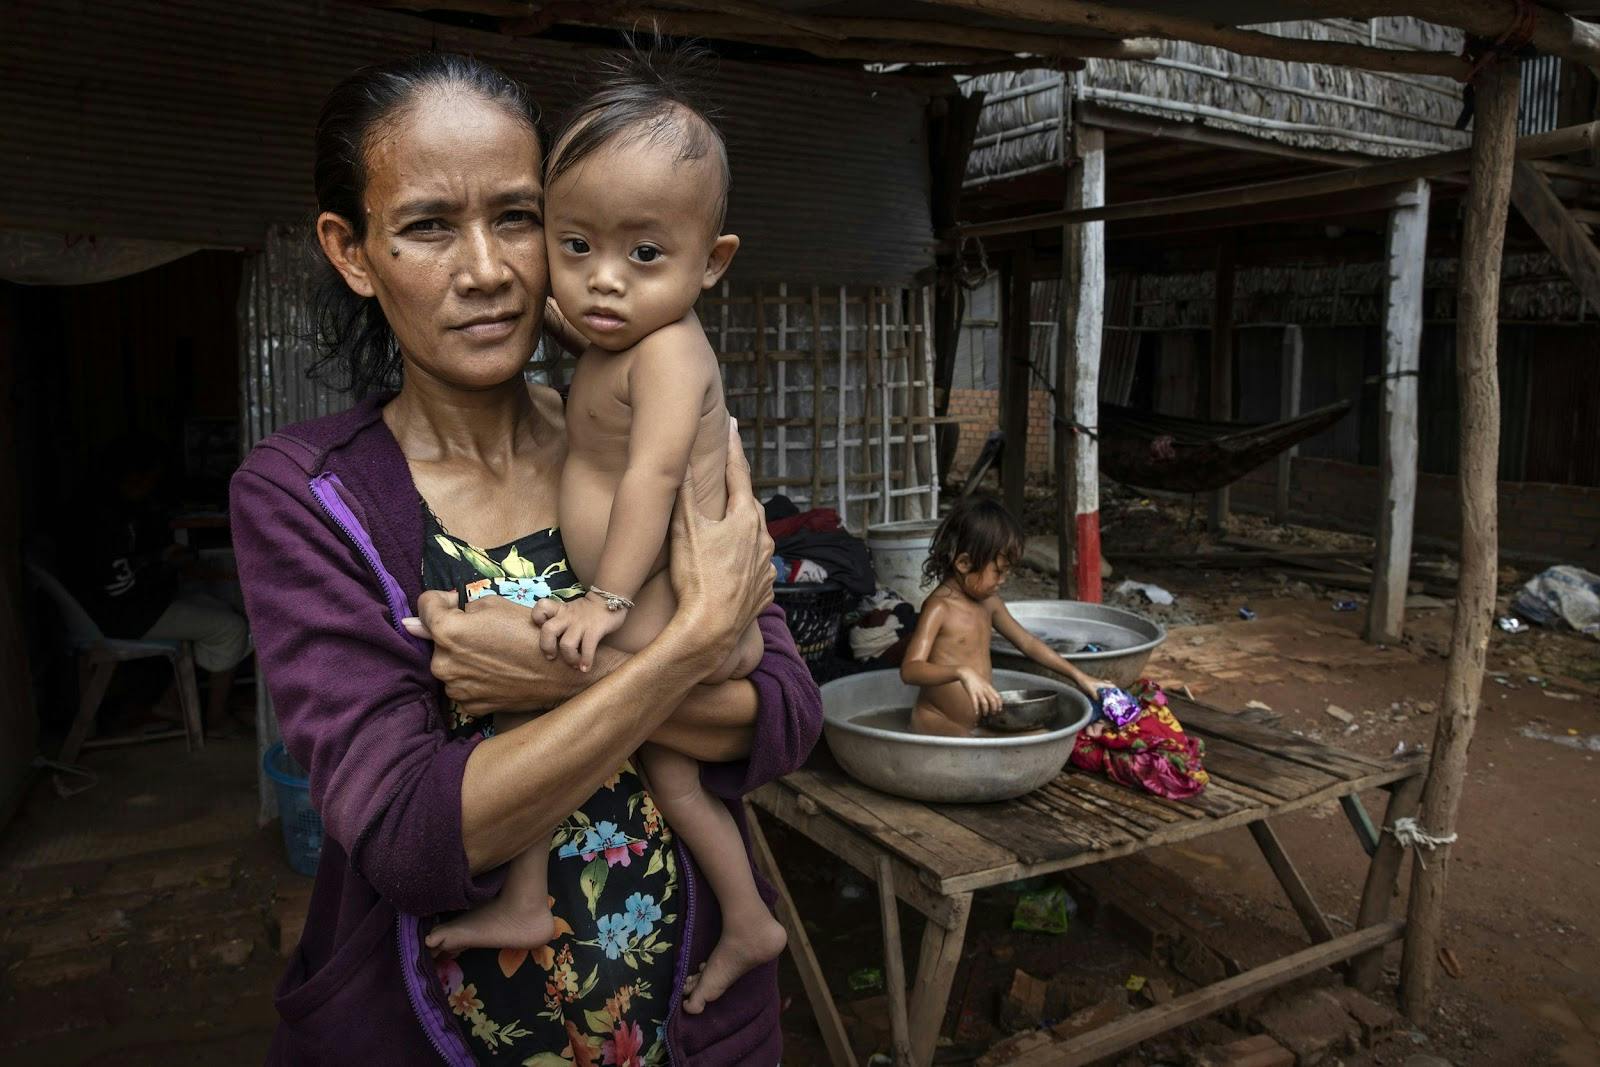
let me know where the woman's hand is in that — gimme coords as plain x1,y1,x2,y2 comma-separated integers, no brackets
404,594,623,716
667,420,774,674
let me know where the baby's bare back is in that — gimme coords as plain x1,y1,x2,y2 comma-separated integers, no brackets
559,321,729,653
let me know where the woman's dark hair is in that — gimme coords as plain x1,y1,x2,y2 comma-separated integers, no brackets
308,52,539,395
922,495,1027,586
547,40,730,233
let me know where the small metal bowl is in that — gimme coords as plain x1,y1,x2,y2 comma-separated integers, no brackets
988,689,1062,733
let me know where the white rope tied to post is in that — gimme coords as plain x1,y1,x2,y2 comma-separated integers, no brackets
1387,816,1459,868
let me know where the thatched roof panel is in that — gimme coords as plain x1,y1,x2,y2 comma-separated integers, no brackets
965,18,1468,185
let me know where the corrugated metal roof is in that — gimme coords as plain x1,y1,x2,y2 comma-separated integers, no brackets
2,0,934,284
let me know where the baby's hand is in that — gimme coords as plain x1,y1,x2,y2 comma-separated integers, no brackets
531,594,627,672
956,667,1003,720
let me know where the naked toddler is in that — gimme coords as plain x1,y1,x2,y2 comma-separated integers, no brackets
900,496,1115,736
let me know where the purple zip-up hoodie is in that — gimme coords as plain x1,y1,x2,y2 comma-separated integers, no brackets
230,394,822,1065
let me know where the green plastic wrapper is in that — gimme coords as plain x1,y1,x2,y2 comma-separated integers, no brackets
1012,886,1073,934
848,966,884,993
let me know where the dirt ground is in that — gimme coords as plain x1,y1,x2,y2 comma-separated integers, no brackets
3,492,1597,1065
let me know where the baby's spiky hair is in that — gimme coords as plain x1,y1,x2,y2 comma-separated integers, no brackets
547,38,731,232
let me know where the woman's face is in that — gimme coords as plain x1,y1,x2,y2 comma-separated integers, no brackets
324,90,547,392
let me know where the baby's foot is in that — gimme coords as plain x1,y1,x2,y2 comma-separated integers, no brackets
682,907,787,1014
425,896,556,953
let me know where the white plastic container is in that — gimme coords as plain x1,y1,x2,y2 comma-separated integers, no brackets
866,518,940,608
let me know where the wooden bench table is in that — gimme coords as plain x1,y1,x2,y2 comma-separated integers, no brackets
746,696,1428,1067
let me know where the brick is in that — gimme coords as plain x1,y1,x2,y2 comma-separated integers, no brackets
1196,1033,1296,1067
1331,987,1403,1045
9,948,114,988
1253,988,1360,1065
1048,995,1130,1040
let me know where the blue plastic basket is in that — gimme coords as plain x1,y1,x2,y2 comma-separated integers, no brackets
263,742,324,877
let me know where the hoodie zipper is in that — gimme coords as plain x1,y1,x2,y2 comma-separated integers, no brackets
665,836,699,1065
309,473,468,1066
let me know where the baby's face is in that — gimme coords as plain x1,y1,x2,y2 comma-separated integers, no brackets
546,136,734,352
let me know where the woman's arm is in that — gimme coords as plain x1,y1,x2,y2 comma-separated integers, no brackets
413,596,795,764
233,458,496,917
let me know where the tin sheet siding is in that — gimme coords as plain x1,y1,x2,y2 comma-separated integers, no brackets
2,0,934,285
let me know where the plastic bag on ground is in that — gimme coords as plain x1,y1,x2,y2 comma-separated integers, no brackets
1511,565,1600,638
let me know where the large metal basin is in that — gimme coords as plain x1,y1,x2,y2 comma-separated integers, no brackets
991,600,1166,688
821,669,1093,803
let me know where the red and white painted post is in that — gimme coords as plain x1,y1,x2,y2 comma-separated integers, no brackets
1057,125,1105,602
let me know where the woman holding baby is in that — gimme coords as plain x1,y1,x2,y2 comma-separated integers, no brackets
231,51,820,1065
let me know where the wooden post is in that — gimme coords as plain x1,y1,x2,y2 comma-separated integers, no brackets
1057,126,1105,601
1367,178,1431,645
1400,57,1519,1022
1208,242,1236,533
1001,249,1035,519
1274,324,1303,524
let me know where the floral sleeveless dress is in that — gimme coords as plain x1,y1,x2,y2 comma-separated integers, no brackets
421,506,680,1066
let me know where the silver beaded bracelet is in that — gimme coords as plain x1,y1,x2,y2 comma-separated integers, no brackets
588,586,635,612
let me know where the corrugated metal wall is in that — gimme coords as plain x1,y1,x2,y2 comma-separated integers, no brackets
2,0,934,285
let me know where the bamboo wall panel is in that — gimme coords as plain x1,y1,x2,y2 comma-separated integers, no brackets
531,282,939,529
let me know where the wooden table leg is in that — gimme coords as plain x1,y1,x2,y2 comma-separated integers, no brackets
745,803,858,1067
1249,819,1335,944
908,891,972,1067
876,857,914,1067
1349,775,1424,992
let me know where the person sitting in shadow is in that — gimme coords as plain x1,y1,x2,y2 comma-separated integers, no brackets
66,438,251,738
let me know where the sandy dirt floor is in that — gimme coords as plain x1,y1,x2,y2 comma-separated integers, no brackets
3,491,1596,1065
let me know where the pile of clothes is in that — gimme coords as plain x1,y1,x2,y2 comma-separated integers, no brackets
1070,679,1209,799
848,588,918,665
764,496,875,597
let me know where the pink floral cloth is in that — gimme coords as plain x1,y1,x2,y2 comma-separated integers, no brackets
1069,679,1209,799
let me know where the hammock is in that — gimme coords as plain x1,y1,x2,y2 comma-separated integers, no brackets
1097,400,1353,493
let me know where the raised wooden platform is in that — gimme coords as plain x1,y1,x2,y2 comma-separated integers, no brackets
748,695,1428,1067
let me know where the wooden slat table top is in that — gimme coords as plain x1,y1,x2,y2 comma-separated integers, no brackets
756,696,1428,897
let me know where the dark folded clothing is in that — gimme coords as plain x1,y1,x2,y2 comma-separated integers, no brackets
775,529,875,597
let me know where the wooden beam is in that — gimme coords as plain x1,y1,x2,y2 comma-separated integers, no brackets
687,8,1161,59
1248,819,1336,944
745,804,858,1067
1060,126,1104,602
1009,921,1407,1067
908,894,972,1065
1079,102,1375,170
914,0,1470,78
875,857,915,1067
1400,57,1520,1023
883,55,1081,78
1208,241,1234,534
1367,178,1430,646
673,0,849,39
1340,1,1600,72
542,7,1021,63
1001,249,1034,520
958,121,1600,239
1275,324,1303,524
1348,775,1424,992
1510,160,1600,311
1108,182,1422,239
